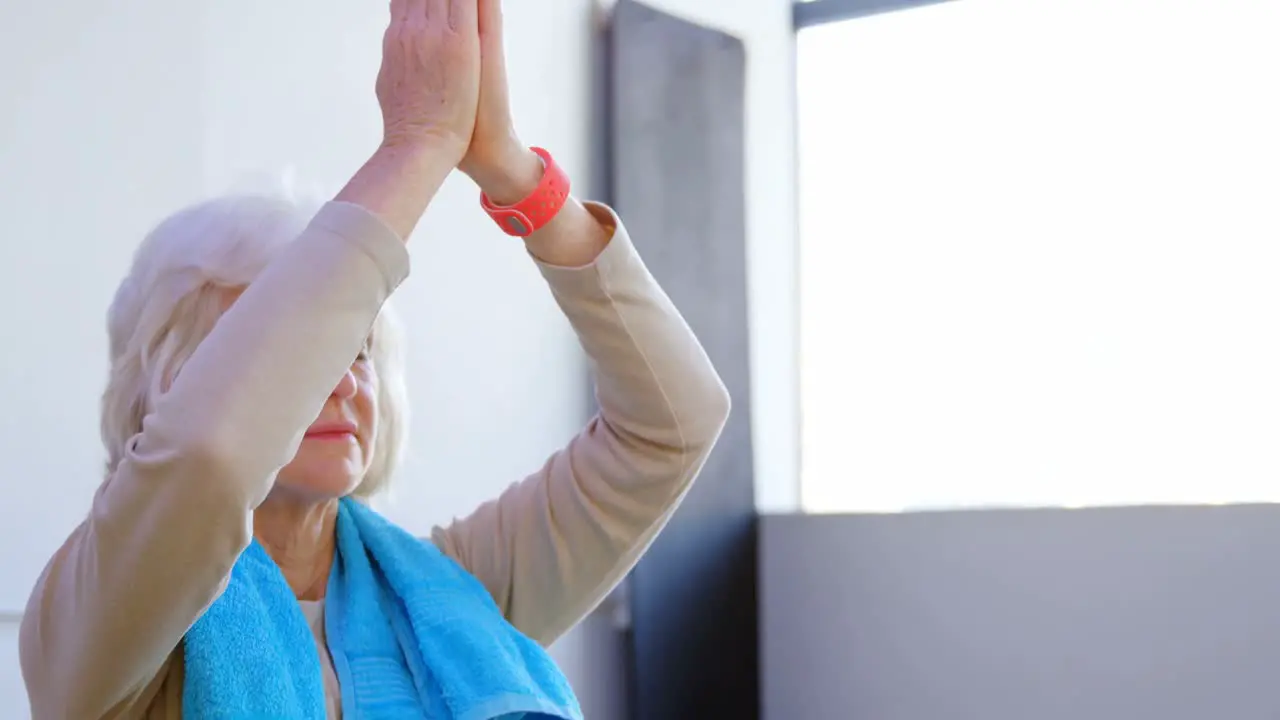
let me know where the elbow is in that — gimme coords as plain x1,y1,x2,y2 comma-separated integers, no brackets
684,372,732,451
166,421,281,514
708,378,732,435
120,430,260,567
19,575,97,720
137,390,285,514
18,612,52,718
176,437,259,540
181,434,251,488
20,654,74,720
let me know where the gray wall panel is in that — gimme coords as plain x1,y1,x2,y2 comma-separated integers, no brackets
761,507,1280,719
610,1,758,717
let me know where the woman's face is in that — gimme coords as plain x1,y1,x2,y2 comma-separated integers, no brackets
274,341,380,500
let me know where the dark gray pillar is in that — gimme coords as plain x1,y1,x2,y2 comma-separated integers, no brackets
608,2,758,717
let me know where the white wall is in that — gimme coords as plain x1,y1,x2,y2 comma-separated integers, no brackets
0,0,796,715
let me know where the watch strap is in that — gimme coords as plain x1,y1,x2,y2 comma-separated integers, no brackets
479,147,570,237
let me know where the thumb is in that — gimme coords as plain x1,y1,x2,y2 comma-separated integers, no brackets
478,0,503,39
477,0,508,90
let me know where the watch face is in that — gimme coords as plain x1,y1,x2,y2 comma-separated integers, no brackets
505,215,530,236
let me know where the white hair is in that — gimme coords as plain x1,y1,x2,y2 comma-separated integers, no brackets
101,186,407,498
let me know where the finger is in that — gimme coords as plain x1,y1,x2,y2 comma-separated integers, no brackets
424,0,446,23
404,0,428,21
390,0,409,22
478,0,507,74
477,0,501,37
449,0,478,32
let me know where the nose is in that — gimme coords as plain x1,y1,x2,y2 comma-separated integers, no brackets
332,368,357,400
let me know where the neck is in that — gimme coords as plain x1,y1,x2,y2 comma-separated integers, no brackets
254,492,340,601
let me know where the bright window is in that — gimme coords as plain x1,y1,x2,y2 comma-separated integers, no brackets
798,0,1280,512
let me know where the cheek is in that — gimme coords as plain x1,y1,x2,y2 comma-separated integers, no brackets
357,379,379,439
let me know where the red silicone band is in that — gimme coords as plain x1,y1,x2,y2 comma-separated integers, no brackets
479,147,571,237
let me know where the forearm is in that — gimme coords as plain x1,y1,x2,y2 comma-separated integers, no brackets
540,207,730,446
337,139,462,242
144,201,408,504
526,198,613,267
20,151,428,717
473,147,727,447
436,209,731,643
171,139,455,492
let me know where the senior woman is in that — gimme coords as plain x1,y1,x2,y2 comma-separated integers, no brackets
18,1,728,718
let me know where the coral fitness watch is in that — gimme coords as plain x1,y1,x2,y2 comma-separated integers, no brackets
480,147,571,237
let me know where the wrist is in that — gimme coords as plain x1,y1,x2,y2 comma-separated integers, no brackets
377,134,466,171
466,145,544,206
334,139,460,241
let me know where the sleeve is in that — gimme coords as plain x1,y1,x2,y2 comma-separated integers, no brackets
432,202,731,646
19,201,410,719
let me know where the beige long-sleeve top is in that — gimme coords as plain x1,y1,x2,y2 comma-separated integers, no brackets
18,199,730,720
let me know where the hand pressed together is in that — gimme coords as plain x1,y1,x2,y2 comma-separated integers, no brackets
376,0,483,164
373,0,536,199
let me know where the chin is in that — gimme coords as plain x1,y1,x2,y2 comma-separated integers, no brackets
276,449,367,500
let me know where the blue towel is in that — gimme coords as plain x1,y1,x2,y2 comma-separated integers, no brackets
183,497,583,720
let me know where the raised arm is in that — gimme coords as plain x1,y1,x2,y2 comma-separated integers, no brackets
429,0,729,646
19,4,482,716
432,197,730,645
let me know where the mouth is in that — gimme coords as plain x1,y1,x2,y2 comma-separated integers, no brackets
304,421,359,441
